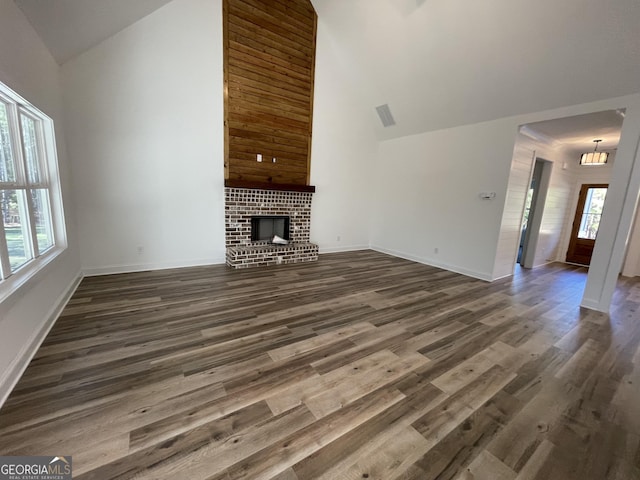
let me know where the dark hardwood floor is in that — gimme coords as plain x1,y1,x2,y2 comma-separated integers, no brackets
0,250,639,479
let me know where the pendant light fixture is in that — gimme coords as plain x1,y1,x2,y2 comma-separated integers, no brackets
580,139,608,165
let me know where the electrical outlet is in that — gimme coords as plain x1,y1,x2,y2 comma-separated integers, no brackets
257,154,262,162
337,235,341,242
137,246,144,255
434,247,439,254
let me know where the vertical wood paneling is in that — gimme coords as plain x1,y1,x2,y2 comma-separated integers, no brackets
493,141,535,279
494,139,597,277
223,0,317,187
305,16,317,185
532,154,573,266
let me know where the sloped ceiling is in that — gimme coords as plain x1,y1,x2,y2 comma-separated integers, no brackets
12,0,640,141
311,0,640,140
14,0,173,64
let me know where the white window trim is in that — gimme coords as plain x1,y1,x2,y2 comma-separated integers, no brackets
0,81,67,305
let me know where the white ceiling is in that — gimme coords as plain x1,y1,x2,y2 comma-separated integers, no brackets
521,110,625,155
13,0,173,64
311,0,640,140
12,0,640,142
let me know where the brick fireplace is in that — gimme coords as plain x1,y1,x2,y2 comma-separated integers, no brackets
224,187,319,268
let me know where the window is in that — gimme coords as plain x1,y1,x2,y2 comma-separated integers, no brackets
0,81,65,293
577,187,607,240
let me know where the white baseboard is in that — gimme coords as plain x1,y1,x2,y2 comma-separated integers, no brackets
370,245,493,282
83,257,227,277
0,272,83,410
580,296,607,312
491,271,515,281
318,244,370,254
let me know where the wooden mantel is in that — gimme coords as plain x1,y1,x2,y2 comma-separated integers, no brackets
223,0,317,188
224,179,315,192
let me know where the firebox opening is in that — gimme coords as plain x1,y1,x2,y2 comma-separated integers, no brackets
251,216,290,242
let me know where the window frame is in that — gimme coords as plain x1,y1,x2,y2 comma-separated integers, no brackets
0,81,67,303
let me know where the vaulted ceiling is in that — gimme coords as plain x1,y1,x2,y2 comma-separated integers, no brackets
13,0,173,64
13,0,640,142
311,0,640,140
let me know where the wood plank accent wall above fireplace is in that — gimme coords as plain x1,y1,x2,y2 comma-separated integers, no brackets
223,0,317,191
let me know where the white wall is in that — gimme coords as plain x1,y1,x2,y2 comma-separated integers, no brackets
582,102,640,309
623,206,640,276
0,0,82,406
62,0,226,274
371,118,516,280
62,0,375,271
371,95,640,287
309,19,377,252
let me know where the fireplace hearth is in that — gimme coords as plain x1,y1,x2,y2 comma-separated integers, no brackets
224,188,318,268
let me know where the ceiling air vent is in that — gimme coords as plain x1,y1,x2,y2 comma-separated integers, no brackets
375,104,396,127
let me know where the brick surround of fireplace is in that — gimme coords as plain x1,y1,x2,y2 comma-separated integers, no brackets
224,187,318,268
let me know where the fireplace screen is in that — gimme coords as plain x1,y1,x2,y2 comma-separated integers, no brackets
251,216,290,242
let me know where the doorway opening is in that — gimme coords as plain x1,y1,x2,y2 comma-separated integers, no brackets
493,108,628,310
518,159,552,268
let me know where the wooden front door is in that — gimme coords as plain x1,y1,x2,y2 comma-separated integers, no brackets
566,184,608,266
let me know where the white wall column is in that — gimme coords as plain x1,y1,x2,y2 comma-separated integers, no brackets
621,207,640,277
582,104,640,311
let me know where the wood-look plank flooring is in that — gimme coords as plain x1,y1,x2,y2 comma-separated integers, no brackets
1,250,639,479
